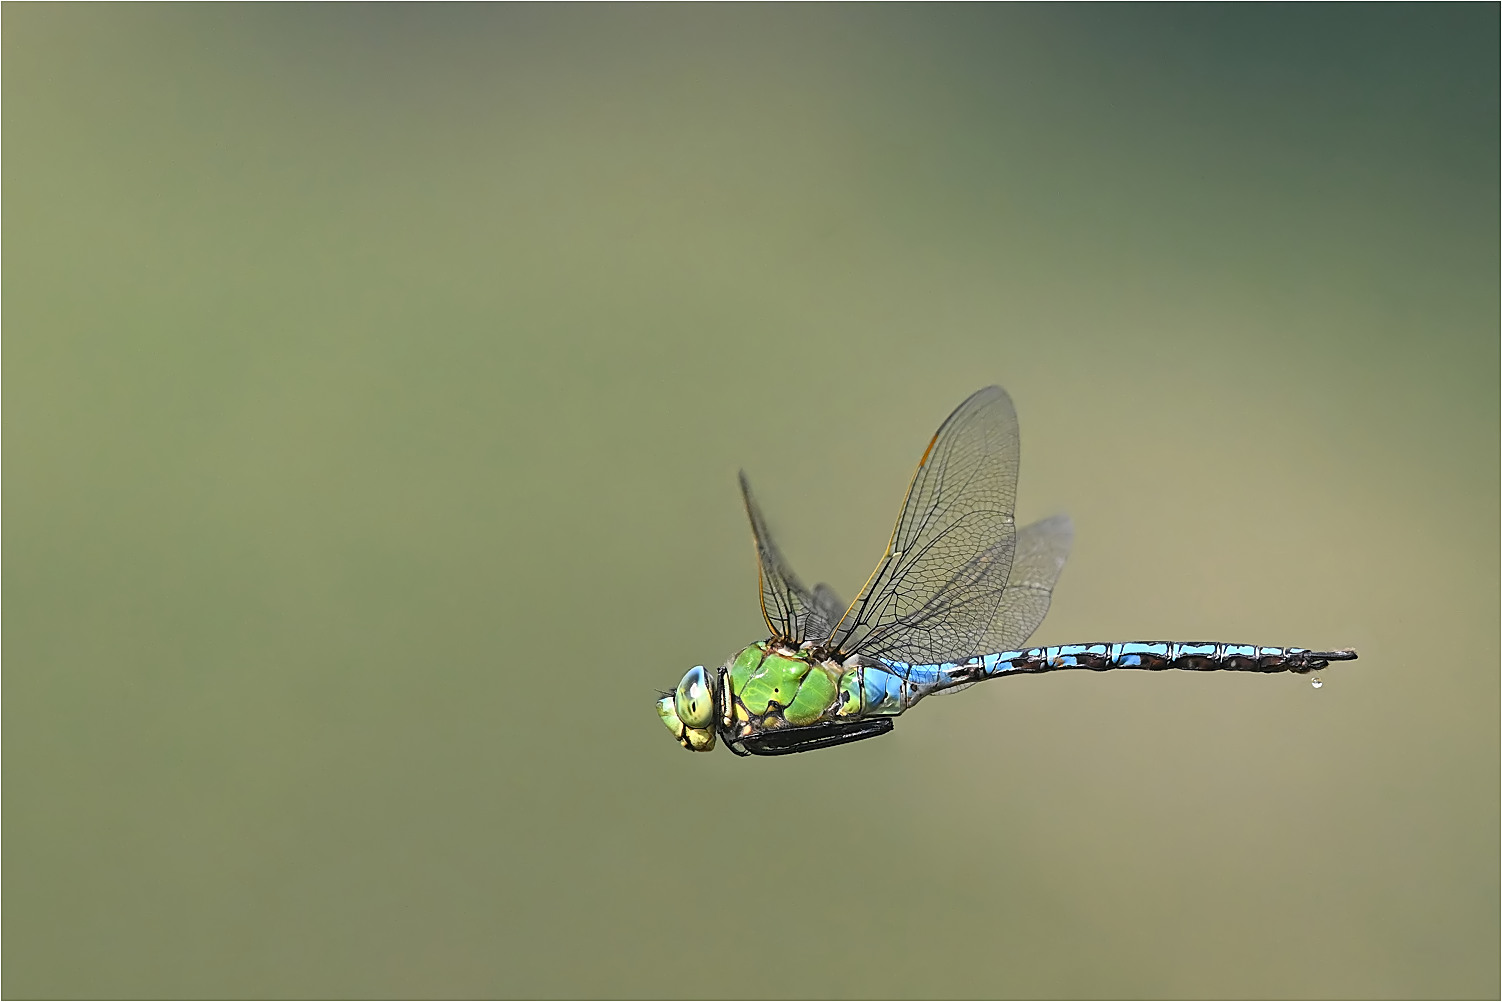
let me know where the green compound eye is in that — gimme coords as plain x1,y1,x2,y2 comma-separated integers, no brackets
674,665,715,729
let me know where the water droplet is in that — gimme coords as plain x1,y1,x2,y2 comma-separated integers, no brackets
1311,676,1323,689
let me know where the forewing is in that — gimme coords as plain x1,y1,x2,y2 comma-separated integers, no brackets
983,513,1073,651
828,386,1020,664
740,471,825,644
808,583,846,644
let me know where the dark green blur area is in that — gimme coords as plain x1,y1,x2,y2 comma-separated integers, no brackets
5,6,1496,997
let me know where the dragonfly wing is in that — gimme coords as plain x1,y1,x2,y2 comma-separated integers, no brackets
808,583,846,644
739,471,826,644
983,513,1073,651
829,386,1020,665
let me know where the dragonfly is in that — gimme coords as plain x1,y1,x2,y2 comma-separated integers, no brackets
657,385,1357,756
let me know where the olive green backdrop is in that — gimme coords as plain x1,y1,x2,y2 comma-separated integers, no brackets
6,6,1497,998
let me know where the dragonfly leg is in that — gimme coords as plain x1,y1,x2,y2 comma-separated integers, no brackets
737,717,894,756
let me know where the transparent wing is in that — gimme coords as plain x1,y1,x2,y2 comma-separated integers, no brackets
934,514,1073,696
739,471,832,644
983,513,1073,651
809,583,846,643
828,386,1020,665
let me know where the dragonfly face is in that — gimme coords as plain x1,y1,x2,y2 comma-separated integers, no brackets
657,665,717,751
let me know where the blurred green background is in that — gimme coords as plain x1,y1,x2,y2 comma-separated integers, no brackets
5,6,1497,998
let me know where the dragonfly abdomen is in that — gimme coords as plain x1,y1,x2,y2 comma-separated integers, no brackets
1018,642,1354,674
886,642,1358,698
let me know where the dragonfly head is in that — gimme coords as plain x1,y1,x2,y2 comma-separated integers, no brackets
657,664,718,752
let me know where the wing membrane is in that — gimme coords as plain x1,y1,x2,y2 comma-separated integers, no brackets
809,583,846,641
828,386,1020,664
740,471,837,644
933,514,1072,695
983,513,1073,651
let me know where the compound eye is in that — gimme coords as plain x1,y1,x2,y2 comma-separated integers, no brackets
674,665,715,729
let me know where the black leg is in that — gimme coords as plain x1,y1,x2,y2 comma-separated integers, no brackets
740,718,895,756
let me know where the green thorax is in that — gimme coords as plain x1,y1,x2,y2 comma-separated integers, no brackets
725,642,861,733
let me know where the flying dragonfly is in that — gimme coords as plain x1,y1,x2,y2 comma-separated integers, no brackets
658,386,1356,756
